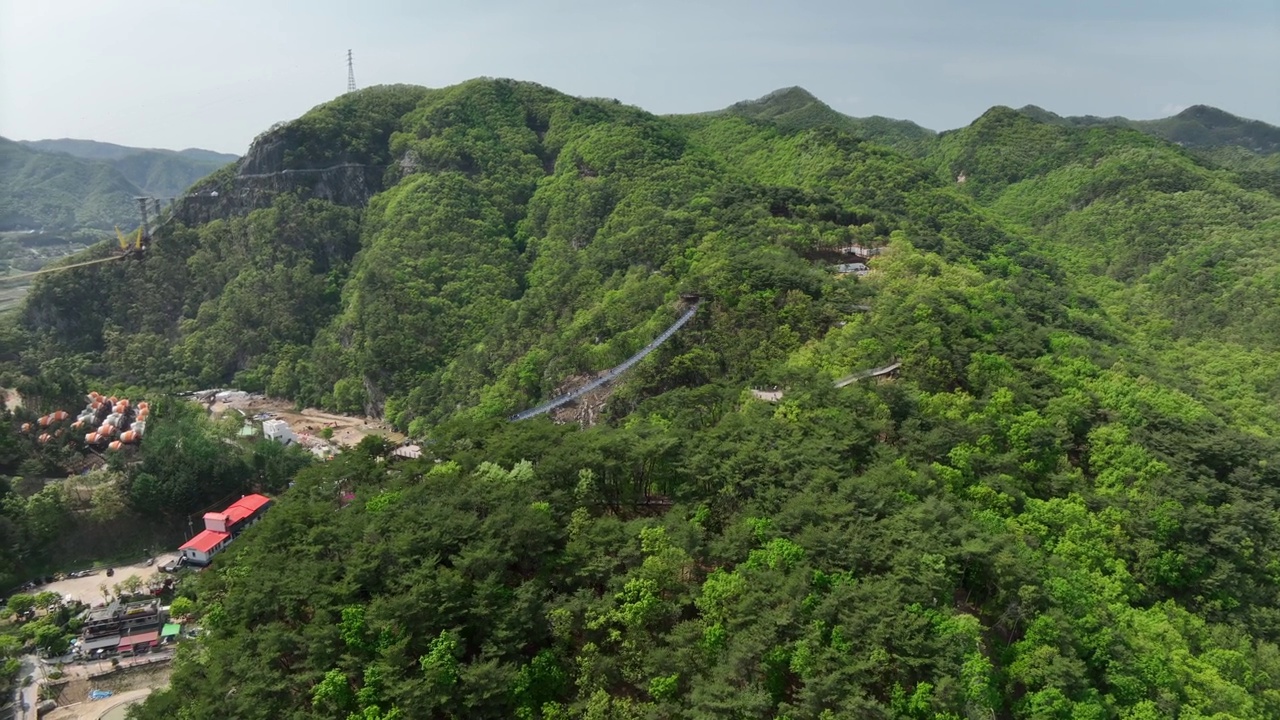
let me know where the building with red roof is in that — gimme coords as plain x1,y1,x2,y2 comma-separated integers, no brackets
118,630,161,655
178,493,273,566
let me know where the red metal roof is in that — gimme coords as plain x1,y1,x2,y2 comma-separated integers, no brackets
223,505,251,524
120,630,160,645
226,494,271,517
179,529,229,554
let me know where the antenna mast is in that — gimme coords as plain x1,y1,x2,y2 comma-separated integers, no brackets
346,49,357,93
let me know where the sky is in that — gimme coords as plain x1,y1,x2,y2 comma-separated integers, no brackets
1,0,1277,155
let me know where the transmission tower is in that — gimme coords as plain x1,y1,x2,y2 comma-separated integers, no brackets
347,49,357,93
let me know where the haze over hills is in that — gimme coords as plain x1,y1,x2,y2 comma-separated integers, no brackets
703,85,1280,166
18,138,239,165
4,78,1280,719
0,137,142,232
0,137,239,232
1014,102,1280,191
714,86,1280,196
1014,103,1280,155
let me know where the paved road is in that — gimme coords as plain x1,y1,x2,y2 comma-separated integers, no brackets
15,654,42,720
77,650,174,677
10,649,174,720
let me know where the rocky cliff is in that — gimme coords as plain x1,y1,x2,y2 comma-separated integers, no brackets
168,84,430,227
170,126,386,227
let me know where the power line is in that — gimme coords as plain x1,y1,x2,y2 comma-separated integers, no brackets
347,49,357,93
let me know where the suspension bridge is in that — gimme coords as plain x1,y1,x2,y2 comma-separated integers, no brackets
509,301,702,421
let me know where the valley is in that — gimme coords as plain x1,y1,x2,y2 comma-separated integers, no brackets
0,232,91,314
0,77,1278,719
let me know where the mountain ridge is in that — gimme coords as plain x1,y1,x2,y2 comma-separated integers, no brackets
0,136,143,231
0,136,239,232
690,85,938,157
707,85,1280,162
18,137,239,163
1014,102,1280,155
24,78,1280,431
7,76,1280,720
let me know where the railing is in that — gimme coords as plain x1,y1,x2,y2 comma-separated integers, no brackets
750,360,903,402
510,302,701,421
832,360,902,388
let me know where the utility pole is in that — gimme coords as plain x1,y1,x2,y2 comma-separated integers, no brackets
347,49,357,93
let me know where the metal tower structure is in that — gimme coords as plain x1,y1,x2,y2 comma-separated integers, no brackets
347,49,357,93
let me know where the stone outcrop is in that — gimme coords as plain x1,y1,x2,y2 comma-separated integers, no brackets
169,125,387,228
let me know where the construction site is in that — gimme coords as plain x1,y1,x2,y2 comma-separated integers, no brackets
194,389,405,450
42,662,171,720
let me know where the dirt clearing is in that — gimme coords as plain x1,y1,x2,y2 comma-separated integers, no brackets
46,662,171,720
38,553,180,606
209,394,404,448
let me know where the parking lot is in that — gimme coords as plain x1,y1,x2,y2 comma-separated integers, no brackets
24,553,182,606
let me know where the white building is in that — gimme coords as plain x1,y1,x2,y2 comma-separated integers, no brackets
179,494,273,566
391,444,422,460
262,419,297,446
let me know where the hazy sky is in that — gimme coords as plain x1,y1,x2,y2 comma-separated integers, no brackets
1,0,1277,154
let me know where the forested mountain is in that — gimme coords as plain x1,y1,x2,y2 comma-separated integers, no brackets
1015,103,1280,193
1017,104,1280,155
4,78,1280,719
0,137,145,231
19,138,240,200
930,106,1280,434
701,88,1280,174
696,86,938,157
19,138,238,165
0,138,238,231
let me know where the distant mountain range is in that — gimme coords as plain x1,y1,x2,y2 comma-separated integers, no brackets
702,87,1280,172
0,137,239,232
18,138,238,165
3,89,1275,235
1014,104,1280,155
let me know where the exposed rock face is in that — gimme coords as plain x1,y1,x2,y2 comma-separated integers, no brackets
170,126,386,227
548,372,616,427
